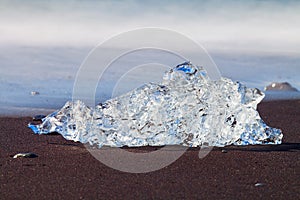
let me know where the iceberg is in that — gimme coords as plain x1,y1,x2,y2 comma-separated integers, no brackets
265,82,298,91
28,62,283,147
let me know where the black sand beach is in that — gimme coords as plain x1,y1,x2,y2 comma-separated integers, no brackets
0,100,299,199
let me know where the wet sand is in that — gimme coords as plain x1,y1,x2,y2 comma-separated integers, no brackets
0,100,299,199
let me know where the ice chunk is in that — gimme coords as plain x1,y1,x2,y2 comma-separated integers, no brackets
28,62,283,147
265,82,298,91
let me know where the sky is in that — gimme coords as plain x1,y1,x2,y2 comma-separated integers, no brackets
0,0,300,54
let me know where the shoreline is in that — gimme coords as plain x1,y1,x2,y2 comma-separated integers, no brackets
0,91,300,118
0,100,299,199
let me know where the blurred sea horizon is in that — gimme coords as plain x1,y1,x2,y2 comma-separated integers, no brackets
0,0,299,116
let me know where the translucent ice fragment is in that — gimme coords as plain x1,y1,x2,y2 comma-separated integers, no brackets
175,61,197,74
265,82,298,91
28,62,283,147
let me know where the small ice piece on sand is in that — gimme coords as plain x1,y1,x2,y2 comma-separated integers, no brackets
13,152,38,158
254,183,265,187
265,82,298,91
28,62,283,148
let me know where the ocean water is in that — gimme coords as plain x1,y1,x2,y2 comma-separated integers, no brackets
0,45,299,116
1,1,300,116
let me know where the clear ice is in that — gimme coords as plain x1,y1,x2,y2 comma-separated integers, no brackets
28,62,283,147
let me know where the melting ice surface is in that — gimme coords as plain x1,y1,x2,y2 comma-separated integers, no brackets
28,62,283,147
